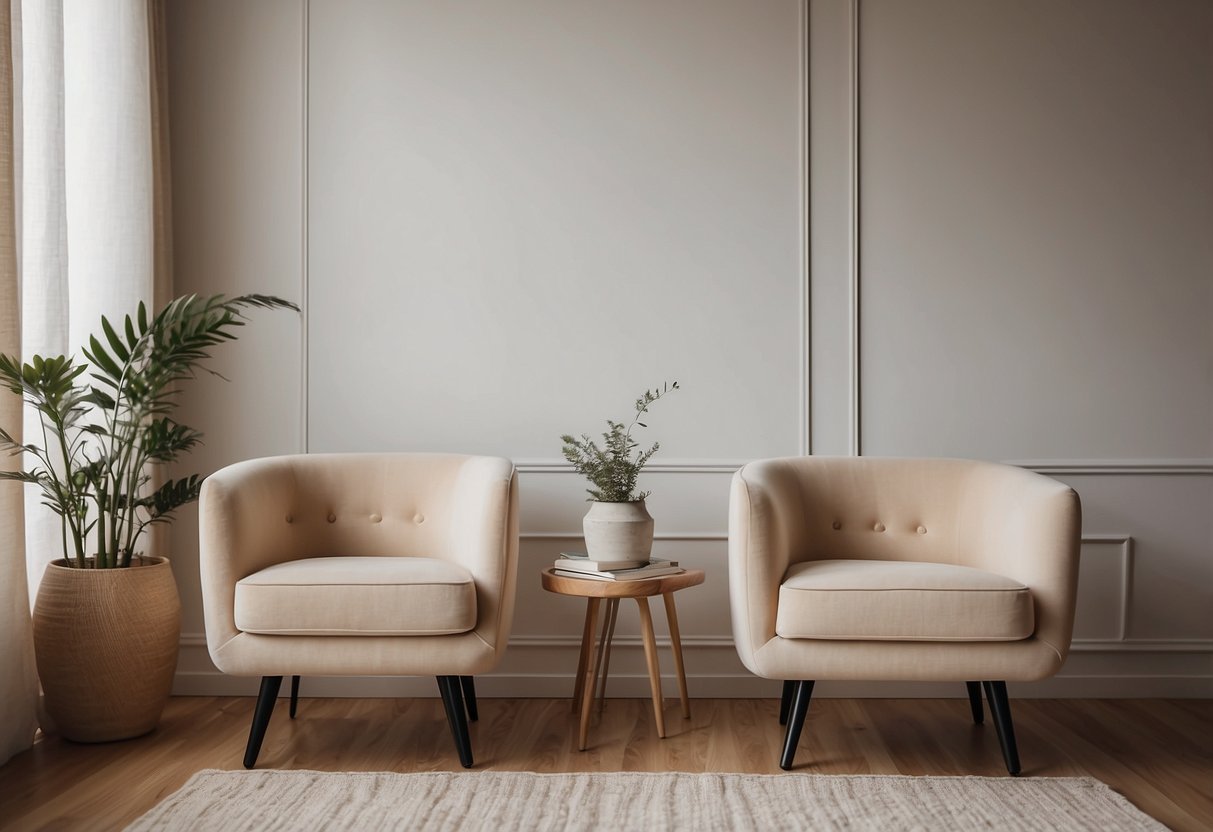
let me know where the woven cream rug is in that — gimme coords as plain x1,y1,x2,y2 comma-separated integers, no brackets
127,770,1165,831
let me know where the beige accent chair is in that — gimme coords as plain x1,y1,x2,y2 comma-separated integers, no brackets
729,457,1081,774
200,453,518,769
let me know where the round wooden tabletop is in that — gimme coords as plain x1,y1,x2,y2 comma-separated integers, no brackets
540,567,705,598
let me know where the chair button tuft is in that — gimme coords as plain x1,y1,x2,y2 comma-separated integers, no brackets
831,521,842,530
285,514,293,524
414,513,425,524
873,522,885,532
917,525,927,534
327,513,336,523
370,513,382,523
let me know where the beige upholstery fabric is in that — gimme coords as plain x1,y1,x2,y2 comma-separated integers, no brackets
776,559,1033,641
200,454,519,677
234,557,477,637
729,457,1081,682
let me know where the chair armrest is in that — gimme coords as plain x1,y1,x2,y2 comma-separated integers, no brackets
728,461,806,674
959,466,1082,663
445,457,519,658
198,457,299,657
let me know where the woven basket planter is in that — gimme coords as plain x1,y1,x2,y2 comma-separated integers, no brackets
33,556,181,743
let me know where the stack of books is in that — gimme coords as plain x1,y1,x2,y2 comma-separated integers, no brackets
553,552,684,582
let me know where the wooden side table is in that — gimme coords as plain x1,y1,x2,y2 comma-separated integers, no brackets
540,567,706,750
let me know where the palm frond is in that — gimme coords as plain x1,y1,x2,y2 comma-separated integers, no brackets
0,293,297,567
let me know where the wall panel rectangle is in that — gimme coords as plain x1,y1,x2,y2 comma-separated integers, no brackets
306,0,806,460
858,0,1213,460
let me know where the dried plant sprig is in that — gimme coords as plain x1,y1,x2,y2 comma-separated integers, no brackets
560,381,680,502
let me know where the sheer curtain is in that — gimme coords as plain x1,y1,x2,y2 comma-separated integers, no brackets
0,0,171,766
0,0,39,769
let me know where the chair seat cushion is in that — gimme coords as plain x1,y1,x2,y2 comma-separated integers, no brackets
775,559,1034,642
234,556,476,636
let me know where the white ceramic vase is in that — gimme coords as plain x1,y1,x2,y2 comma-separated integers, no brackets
583,499,655,561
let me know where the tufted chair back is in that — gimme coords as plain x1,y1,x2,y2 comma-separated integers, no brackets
772,456,1041,565
208,453,502,560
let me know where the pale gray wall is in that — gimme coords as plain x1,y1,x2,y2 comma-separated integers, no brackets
306,0,805,461
165,0,304,691
859,0,1213,461
166,0,1212,698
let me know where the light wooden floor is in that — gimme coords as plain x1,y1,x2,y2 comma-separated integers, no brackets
0,696,1209,831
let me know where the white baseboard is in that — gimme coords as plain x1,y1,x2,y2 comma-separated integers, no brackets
175,633,1212,699
172,671,1212,699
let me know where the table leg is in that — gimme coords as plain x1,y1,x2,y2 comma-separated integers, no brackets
578,597,603,751
572,600,596,712
663,592,691,719
596,598,620,711
636,597,667,738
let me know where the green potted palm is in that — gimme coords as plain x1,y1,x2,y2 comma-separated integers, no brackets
560,381,679,561
0,293,296,742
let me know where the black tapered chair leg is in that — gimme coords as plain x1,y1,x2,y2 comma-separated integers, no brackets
779,680,815,771
965,681,984,725
289,675,301,719
243,675,283,769
437,676,474,768
460,676,479,722
982,680,1021,775
778,680,794,726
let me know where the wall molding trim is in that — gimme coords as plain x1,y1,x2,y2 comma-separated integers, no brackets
837,0,1211,471
1009,460,1213,476
176,626,1211,698
523,532,727,541
299,0,310,454
178,633,1213,655
512,458,1213,476
504,635,1213,655
848,0,862,456
512,459,748,474
1079,535,1134,641
1070,639,1213,653
300,0,813,465
171,672,1212,700
798,0,812,457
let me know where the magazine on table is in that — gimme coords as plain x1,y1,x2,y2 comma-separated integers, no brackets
553,551,659,572
553,552,683,582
